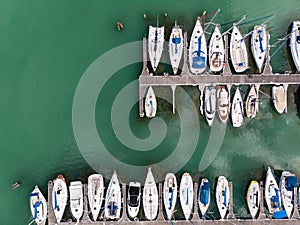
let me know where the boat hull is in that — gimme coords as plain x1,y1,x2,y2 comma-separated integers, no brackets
169,23,183,74
143,168,158,220
265,167,281,214
30,186,47,225
209,26,225,72
290,21,300,72
163,173,178,220
88,174,104,221
148,26,164,72
52,175,68,224
179,172,194,220
204,86,216,126
246,180,260,219
251,25,267,73
217,86,230,124
145,86,157,118
69,181,83,222
245,85,258,119
272,85,287,114
127,182,141,219
216,176,229,220
231,87,244,127
198,178,210,217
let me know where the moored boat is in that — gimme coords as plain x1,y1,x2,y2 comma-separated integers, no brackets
145,86,157,118
169,21,183,74
246,180,260,219
69,181,83,223
265,167,281,214
148,25,164,72
272,85,287,114
216,176,229,220
230,25,248,73
88,174,104,221
204,86,216,126
251,25,267,73
216,86,230,124
143,167,158,220
209,25,225,72
104,170,122,220
198,178,210,217
245,85,258,119
189,17,207,74
179,172,194,220
52,174,68,224
29,185,47,225
290,21,300,72
163,173,178,220
231,87,244,127
127,182,141,219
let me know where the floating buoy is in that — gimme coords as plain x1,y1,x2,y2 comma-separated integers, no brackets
117,21,123,31
143,14,147,19
164,13,168,18
12,182,20,190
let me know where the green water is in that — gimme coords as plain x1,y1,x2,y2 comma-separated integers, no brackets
1,0,300,224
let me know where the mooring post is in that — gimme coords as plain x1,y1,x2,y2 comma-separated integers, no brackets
47,181,55,225
119,183,129,221
292,186,300,219
157,183,165,221
227,181,235,220
258,181,267,219
181,32,189,75
82,184,91,222
221,34,232,76
192,182,200,221
171,85,176,114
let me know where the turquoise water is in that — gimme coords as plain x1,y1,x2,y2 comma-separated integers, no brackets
1,0,300,224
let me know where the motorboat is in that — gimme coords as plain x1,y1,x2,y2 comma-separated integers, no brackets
29,185,47,225
245,85,258,119
231,87,244,127
69,181,83,223
189,17,207,74
230,25,248,73
169,21,183,74
204,86,216,126
246,180,260,219
290,21,300,71
88,174,104,221
104,170,122,220
163,173,178,220
272,85,287,114
127,182,141,219
265,167,281,214
251,25,267,73
215,176,229,220
198,178,210,217
52,174,68,224
148,25,164,72
145,86,157,118
179,172,194,220
143,167,158,220
216,86,230,124
209,25,225,72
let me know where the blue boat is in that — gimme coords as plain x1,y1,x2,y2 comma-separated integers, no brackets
198,178,210,217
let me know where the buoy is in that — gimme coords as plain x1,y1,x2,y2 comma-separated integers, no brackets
143,14,147,19
12,182,20,190
117,22,123,31
164,13,168,18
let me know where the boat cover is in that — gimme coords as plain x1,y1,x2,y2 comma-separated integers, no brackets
223,187,227,206
30,193,39,197
200,182,210,205
54,191,58,209
33,201,42,219
257,30,264,53
271,188,280,209
286,176,298,191
108,202,118,216
192,36,206,69
274,209,287,219
169,189,174,209
172,37,181,53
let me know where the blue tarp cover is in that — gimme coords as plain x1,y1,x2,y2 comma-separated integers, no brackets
286,176,298,191
108,202,118,216
274,210,287,219
169,189,174,209
29,193,39,197
223,187,227,206
271,188,280,209
172,37,181,54
258,30,264,53
200,182,210,205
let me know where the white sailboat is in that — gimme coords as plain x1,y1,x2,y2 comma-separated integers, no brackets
280,171,298,218
204,86,216,126
104,170,122,220
88,174,104,221
52,174,68,224
209,25,225,72
216,86,230,124
231,87,244,127
145,86,157,118
169,21,183,74
272,85,287,114
29,185,47,225
230,25,248,73
127,182,141,219
245,85,258,119
143,167,158,220
198,178,210,217
265,167,281,214
179,172,194,220
163,173,178,220
148,23,164,72
246,180,260,219
215,176,229,220
290,21,300,72
189,17,207,74
251,25,267,73
69,181,83,223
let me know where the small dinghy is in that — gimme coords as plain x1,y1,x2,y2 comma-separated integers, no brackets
216,176,229,220
209,25,225,72
29,185,47,225
163,173,178,220
189,17,207,74
69,181,83,223
198,178,210,217
148,25,164,72
230,25,248,73
179,172,194,220
204,86,216,126
246,180,260,219
280,171,298,218
265,167,281,214
169,21,183,74
251,25,267,73
231,87,244,127
143,167,158,220
104,170,121,220
245,85,258,119
272,85,287,114
290,21,300,72
52,174,68,224
216,86,230,124
127,182,141,219
88,174,104,221
145,86,157,118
